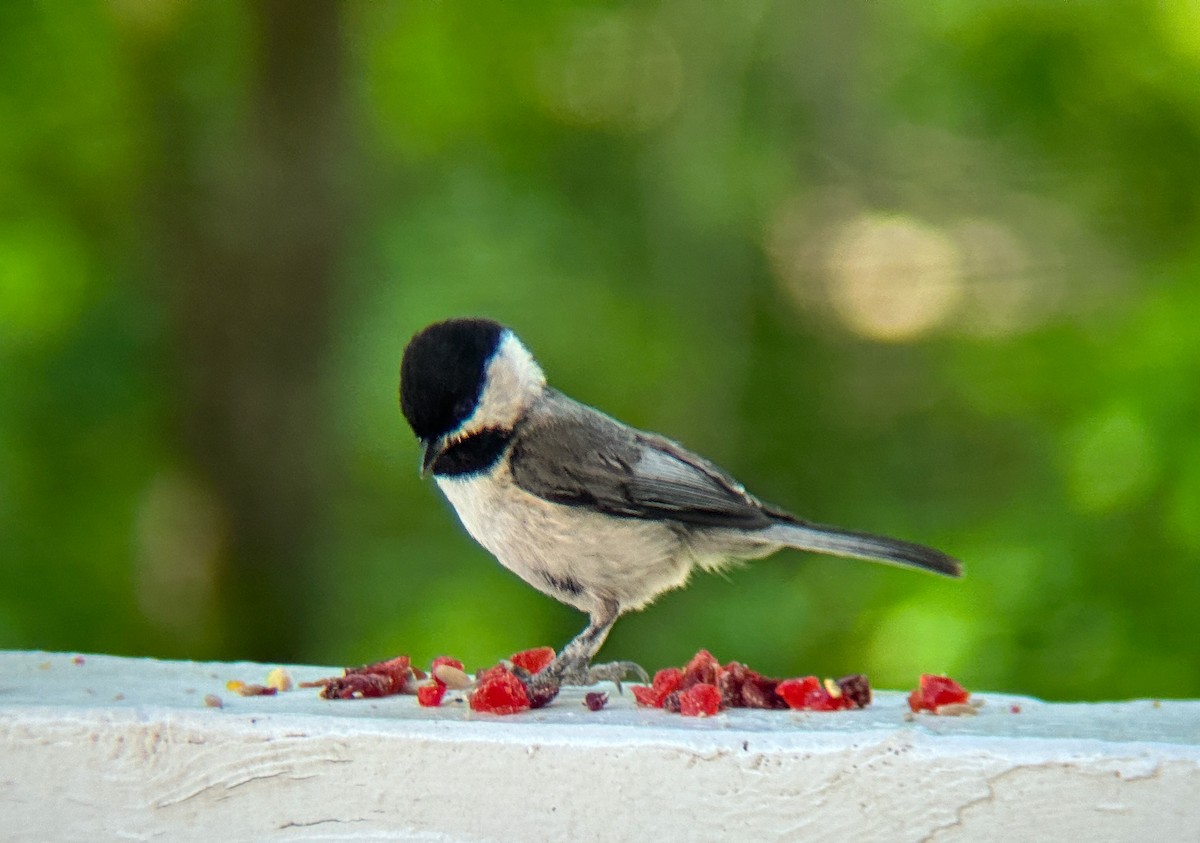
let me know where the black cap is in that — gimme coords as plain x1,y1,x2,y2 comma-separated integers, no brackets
400,318,506,442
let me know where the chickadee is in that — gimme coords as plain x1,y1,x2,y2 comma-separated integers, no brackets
400,317,962,687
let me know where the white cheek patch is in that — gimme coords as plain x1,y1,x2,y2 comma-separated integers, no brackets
461,331,546,434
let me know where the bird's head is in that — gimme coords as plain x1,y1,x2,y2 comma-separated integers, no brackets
399,317,546,476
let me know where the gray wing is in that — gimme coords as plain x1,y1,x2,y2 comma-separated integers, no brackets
509,391,775,529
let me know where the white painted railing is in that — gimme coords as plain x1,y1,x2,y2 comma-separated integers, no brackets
2,651,1197,841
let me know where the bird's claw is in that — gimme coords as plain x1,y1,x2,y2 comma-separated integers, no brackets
579,660,649,692
587,659,649,689
527,655,649,702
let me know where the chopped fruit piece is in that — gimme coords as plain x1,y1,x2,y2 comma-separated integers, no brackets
680,649,719,689
835,674,872,708
510,647,556,675
632,667,684,708
72,656,85,666
662,690,683,713
417,682,447,707
679,683,722,717
203,694,223,708
716,661,749,707
470,666,531,715
776,676,819,709
584,691,609,711
1010,704,1022,714
740,673,785,709
907,674,970,713
525,681,560,710
776,676,853,711
303,655,414,699
266,667,293,692
632,685,659,707
715,661,785,709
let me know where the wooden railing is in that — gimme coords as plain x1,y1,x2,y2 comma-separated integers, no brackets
2,651,1197,841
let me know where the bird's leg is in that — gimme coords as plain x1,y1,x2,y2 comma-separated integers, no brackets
534,599,648,690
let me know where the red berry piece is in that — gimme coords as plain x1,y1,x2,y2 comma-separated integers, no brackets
417,682,447,707
777,676,852,711
584,691,608,711
510,647,556,675
525,680,560,709
740,673,785,709
835,674,872,709
681,649,719,689
470,666,531,715
777,676,822,710
310,655,414,699
679,683,722,717
717,661,749,707
907,674,970,713
632,667,683,708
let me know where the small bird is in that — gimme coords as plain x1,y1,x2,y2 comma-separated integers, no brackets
399,317,962,687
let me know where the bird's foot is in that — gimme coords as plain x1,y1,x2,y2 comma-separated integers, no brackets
542,658,648,692
584,660,649,692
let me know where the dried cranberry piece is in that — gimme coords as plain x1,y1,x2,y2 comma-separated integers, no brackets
681,649,719,689
584,691,608,711
836,674,872,709
632,667,683,708
417,682,446,707
632,685,660,707
717,661,749,707
525,680,560,709
308,655,414,699
777,676,852,711
740,673,785,709
777,675,821,709
510,647,556,675
679,683,722,717
908,674,969,713
470,666,531,715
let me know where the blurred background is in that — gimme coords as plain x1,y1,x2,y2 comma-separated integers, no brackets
2,0,1198,701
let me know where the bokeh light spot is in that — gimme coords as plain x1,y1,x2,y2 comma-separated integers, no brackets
825,214,964,342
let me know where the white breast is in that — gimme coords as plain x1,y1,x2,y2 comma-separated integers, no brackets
435,465,693,614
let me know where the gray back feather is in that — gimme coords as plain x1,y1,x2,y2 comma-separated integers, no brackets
509,390,775,529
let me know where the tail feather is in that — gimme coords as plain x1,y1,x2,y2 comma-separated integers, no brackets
762,519,963,578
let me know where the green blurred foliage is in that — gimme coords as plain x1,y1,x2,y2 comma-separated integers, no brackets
1,0,1198,699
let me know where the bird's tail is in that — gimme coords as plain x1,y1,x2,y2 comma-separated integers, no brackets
760,518,963,578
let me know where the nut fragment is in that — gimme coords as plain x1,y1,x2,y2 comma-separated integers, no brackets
933,701,981,717
433,663,473,690
266,667,293,692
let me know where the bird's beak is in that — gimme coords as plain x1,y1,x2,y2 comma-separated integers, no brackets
419,436,448,478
